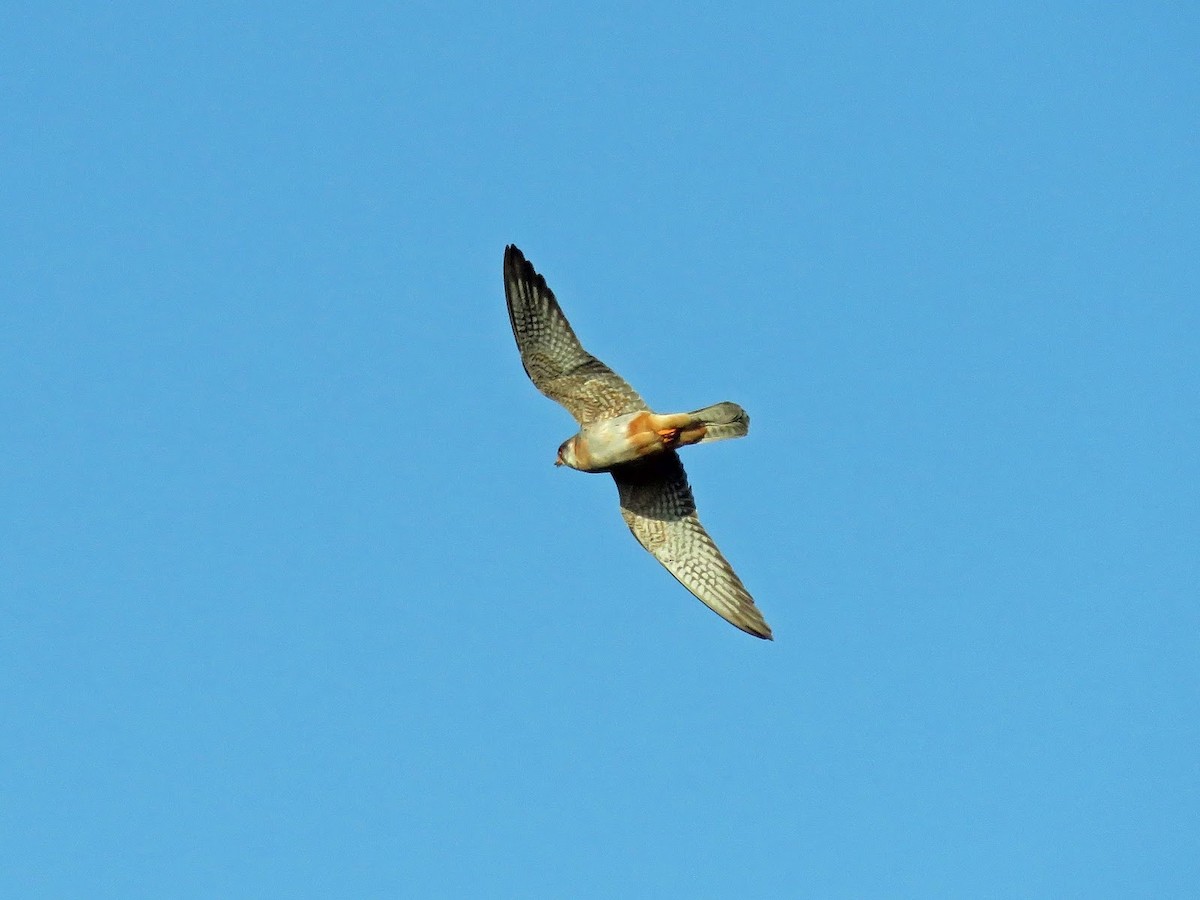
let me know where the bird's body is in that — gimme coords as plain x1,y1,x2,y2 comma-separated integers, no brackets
502,245,773,639
557,404,747,472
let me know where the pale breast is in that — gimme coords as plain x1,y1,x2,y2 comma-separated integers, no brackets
573,412,659,471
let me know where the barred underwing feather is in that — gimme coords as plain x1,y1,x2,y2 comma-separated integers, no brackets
503,245,645,426
614,453,772,640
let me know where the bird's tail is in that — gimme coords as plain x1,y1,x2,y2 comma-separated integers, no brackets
677,401,750,446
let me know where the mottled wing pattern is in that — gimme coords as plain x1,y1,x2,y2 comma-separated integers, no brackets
614,452,773,639
504,245,646,426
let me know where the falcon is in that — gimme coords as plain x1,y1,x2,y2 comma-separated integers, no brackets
503,245,773,639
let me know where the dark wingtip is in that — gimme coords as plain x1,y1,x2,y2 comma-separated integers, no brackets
502,245,552,299
747,622,774,640
503,244,524,279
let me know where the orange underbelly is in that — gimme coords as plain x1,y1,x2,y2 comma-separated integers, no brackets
625,411,707,451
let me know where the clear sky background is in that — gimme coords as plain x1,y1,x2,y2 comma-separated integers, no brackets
3,3,1197,897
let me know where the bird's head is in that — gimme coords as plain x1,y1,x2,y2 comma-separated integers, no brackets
555,437,578,469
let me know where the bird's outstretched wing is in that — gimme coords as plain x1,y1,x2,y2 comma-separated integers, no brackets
504,245,646,426
613,452,773,639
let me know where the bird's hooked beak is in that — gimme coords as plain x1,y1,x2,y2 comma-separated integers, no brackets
554,455,563,467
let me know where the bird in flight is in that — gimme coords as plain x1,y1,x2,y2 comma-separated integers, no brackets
503,245,773,639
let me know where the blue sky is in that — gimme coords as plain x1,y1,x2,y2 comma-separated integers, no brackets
3,3,1197,896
